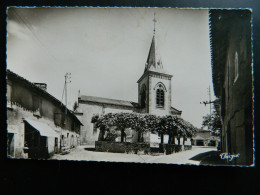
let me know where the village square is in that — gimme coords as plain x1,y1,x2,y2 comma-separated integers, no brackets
6,8,253,166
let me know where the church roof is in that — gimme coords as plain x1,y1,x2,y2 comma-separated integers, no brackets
6,69,83,126
144,35,164,73
145,35,156,71
79,95,137,108
170,106,182,115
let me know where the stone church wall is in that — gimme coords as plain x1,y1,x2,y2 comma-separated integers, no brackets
78,102,134,145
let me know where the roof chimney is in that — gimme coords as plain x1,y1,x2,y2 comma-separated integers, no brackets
33,83,47,91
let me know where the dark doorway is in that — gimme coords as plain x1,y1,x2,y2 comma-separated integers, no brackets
196,140,204,146
24,122,49,159
55,137,58,153
7,133,15,157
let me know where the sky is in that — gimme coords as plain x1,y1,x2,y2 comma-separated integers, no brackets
7,7,216,128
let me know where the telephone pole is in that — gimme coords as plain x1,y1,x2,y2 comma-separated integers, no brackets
200,86,214,116
61,73,71,116
60,73,71,151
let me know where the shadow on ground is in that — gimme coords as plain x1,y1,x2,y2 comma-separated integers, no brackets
189,151,229,166
84,147,96,151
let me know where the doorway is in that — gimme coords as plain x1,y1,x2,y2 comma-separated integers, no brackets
7,133,14,157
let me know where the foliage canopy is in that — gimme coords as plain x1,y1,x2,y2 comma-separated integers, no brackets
91,112,198,142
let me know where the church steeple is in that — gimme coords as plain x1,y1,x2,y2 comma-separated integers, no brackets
137,12,173,116
144,13,164,73
145,35,156,71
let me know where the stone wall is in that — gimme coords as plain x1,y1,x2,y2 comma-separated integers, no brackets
221,13,253,165
95,141,150,155
7,105,80,159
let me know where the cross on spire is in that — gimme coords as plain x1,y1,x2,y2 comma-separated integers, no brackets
153,13,157,35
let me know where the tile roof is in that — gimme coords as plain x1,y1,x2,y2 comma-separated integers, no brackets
171,106,182,113
7,69,83,126
79,95,137,108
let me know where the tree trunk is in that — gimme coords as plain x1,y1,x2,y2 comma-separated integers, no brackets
121,129,125,142
168,134,171,144
140,133,144,142
137,131,141,142
177,138,180,145
183,137,186,145
168,133,174,144
161,133,164,144
98,129,105,141
172,135,175,145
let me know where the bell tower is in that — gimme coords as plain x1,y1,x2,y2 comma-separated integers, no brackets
137,13,173,116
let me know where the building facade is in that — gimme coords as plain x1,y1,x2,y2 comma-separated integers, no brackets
7,70,82,159
75,96,138,145
192,129,220,146
210,10,253,165
76,30,182,145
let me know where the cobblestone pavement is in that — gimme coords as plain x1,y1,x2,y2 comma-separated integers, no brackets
51,145,217,165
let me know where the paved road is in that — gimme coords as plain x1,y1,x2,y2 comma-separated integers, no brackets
51,145,217,165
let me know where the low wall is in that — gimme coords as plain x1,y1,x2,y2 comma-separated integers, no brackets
159,144,192,155
95,141,150,155
184,145,192,151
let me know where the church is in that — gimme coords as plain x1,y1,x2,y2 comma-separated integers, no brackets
75,17,182,145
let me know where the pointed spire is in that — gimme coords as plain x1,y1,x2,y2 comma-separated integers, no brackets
145,35,156,71
144,13,164,73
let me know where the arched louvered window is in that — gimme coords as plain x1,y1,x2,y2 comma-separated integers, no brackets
156,84,165,107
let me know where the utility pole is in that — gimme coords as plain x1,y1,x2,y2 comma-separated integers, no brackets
208,86,212,116
200,86,215,132
60,73,71,152
61,73,71,116
200,86,214,116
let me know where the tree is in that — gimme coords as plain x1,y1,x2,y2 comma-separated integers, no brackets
139,114,158,142
128,113,146,142
91,112,198,145
91,113,113,141
112,113,133,142
177,118,197,145
159,116,178,145
73,101,78,111
202,107,221,136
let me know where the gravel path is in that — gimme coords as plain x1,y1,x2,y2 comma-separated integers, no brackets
51,145,217,165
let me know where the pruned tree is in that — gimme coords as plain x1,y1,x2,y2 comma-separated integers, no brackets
91,113,112,141
91,112,198,145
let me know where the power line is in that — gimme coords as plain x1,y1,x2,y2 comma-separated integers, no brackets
10,9,58,61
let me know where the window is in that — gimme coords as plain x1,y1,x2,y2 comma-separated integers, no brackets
54,113,65,126
33,95,41,117
140,84,146,108
234,51,239,83
155,83,165,108
156,88,164,107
